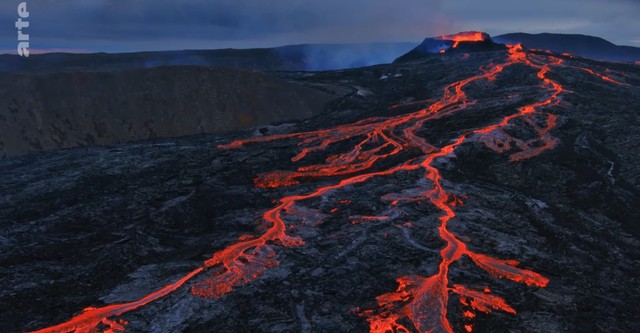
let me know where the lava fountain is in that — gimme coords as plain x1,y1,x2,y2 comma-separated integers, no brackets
439,32,490,48
26,44,629,333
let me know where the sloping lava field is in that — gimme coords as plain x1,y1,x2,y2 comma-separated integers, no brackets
2,44,640,333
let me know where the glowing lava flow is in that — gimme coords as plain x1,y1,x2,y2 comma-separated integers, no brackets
28,268,203,333
27,45,629,333
222,44,558,333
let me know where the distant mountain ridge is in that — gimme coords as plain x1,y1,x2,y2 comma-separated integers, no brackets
0,43,415,73
3,33,638,75
493,33,640,62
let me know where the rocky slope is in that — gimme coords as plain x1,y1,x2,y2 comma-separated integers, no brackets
0,66,339,158
1,45,640,333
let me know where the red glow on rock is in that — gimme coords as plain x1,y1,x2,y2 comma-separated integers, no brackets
576,67,628,85
350,215,390,224
238,234,255,241
453,284,516,314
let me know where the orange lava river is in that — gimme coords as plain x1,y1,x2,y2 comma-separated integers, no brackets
27,45,628,333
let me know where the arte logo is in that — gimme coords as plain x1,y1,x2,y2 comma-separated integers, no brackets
16,2,29,57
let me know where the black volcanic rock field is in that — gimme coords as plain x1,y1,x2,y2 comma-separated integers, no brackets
1,41,640,333
0,67,340,158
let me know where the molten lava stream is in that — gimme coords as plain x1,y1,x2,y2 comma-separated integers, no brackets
27,268,203,333
27,45,608,333
359,45,562,333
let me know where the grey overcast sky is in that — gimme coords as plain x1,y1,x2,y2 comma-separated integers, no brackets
2,0,639,53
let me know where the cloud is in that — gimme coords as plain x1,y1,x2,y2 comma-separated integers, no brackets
0,0,638,51
3,1,444,38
